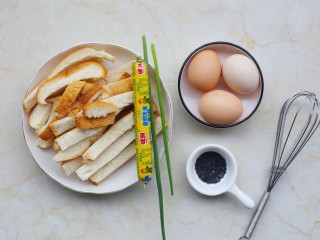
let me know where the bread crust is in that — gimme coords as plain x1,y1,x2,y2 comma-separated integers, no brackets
48,47,115,79
23,48,114,112
37,100,59,141
54,81,85,117
22,86,39,113
37,61,106,104
118,72,131,80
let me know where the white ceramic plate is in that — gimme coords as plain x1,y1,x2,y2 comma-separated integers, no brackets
22,43,173,194
178,41,264,128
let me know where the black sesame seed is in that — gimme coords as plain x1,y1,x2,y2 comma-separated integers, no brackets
195,151,227,184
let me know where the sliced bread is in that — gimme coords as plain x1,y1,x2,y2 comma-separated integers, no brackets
37,61,106,104
106,60,134,83
83,101,119,118
48,47,115,79
29,103,53,129
82,111,134,161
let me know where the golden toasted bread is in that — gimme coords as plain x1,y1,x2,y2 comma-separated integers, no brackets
37,61,106,104
38,116,59,140
79,83,103,104
54,81,85,118
118,72,131,80
75,112,116,129
48,47,115,79
83,101,119,118
102,77,132,96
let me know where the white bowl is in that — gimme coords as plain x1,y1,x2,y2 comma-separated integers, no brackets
22,43,173,194
178,41,264,128
186,144,255,208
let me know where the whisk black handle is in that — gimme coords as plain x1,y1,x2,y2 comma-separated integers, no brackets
239,191,271,240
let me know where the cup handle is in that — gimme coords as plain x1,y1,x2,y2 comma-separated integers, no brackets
228,184,255,209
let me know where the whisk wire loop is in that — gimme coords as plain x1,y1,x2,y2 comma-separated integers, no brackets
241,91,319,240
267,91,320,191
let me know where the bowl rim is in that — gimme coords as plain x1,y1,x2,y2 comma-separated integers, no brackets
178,41,264,128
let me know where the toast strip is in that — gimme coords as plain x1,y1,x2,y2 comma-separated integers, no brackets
99,91,112,100
90,143,135,185
46,95,62,103
48,48,115,79
106,60,134,83
54,126,106,151
51,91,132,136
53,135,98,162
50,116,76,136
75,112,116,129
29,103,53,129
60,157,85,176
76,128,135,181
102,77,133,96
101,91,133,109
35,137,53,149
37,99,59,141
64,83,103,117
89,117,164,185
83,101,119,118
23,48,112,111
54,81,85,117
82,112,134,161
80,83,103,104
22,86,39,113
118,72,131,80
37,61,106,104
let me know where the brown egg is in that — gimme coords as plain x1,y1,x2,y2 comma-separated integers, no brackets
198,90,243,125
187,50,221,91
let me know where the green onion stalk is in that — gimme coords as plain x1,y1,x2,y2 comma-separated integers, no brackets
151,43,174,196
142,35,165,240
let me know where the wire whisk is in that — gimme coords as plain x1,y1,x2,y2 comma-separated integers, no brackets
240,91,320,240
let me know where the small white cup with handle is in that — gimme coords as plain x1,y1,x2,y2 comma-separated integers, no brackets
186,144,255,209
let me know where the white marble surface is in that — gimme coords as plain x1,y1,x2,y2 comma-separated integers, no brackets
1,0,320,239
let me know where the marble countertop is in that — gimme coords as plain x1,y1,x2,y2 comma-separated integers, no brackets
1,1,319,239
